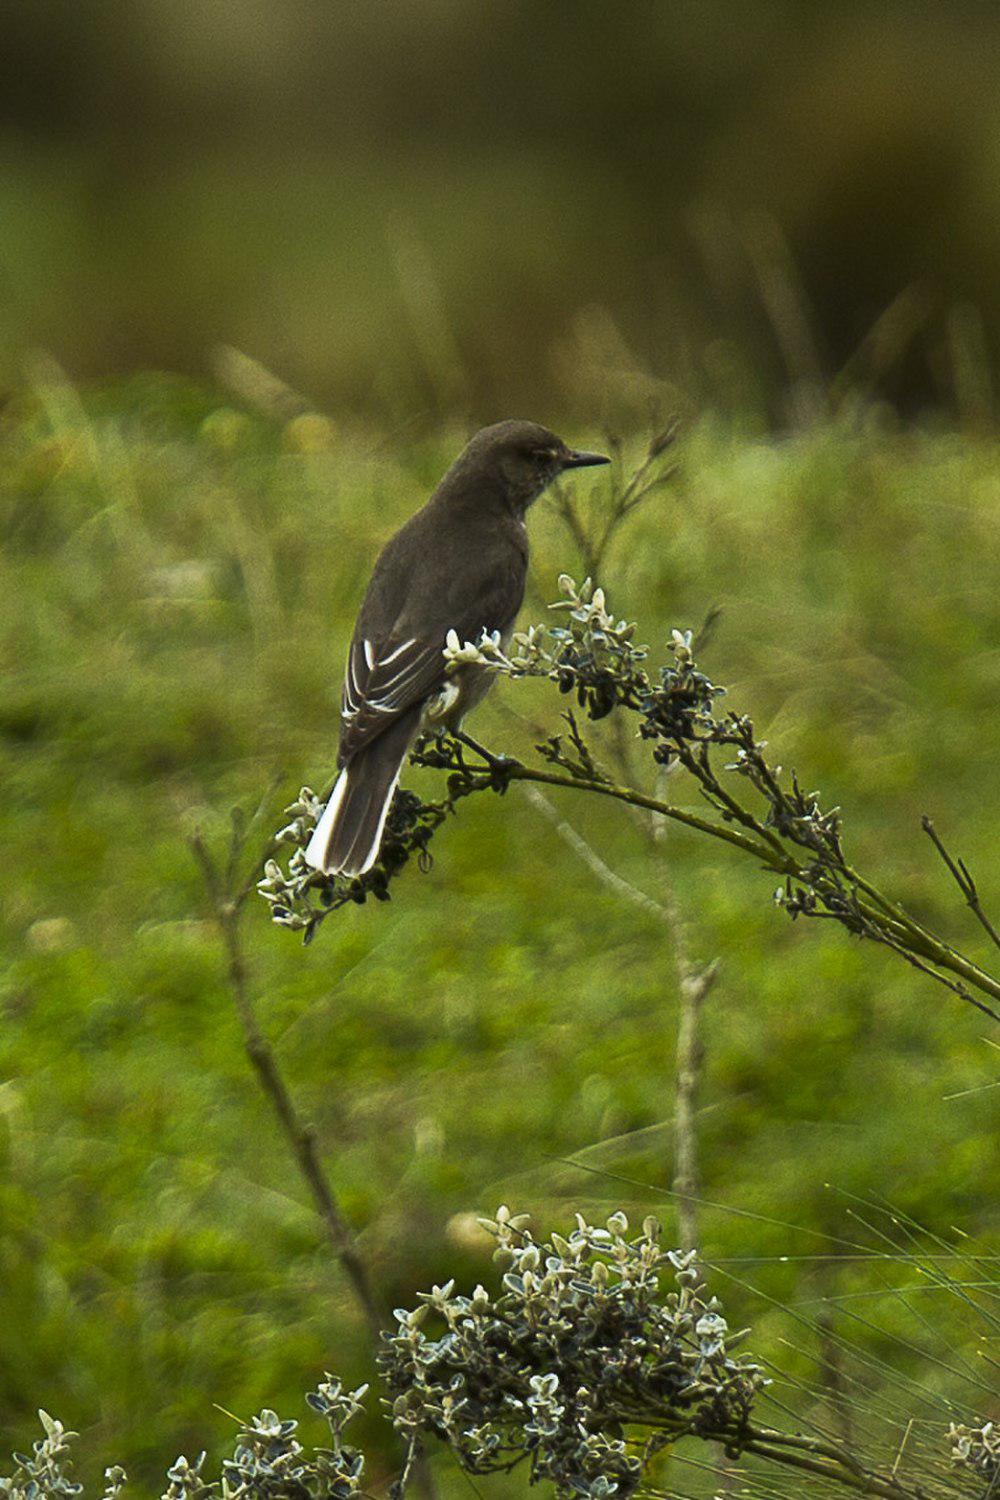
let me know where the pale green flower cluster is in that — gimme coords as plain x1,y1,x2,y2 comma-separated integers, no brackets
0,1383,368,1500
949,1420,999,1484
379,1207,765,1500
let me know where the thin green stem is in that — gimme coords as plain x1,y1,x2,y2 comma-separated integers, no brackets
642,1416,927,1500
451,760,1000,1017
497,763,786,864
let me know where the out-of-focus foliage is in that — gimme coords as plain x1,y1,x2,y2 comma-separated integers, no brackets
2,2,1000,417
0,372,997,1489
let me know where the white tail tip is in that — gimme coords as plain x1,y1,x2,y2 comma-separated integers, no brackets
304,769,349,873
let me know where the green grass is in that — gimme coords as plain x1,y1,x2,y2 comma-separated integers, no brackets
0,374,997,1490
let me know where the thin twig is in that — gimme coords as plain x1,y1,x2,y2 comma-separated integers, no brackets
521,784,668,921
523,775,720,1255
922,815,1000,954
671,953,718,1254
643,1415,928,1500
483,762,1000,1018
816,1296,857,1455
190,827,384,1345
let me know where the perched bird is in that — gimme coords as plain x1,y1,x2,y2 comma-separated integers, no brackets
304,420,609,877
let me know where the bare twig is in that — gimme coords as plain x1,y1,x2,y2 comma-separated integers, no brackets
645,1414,930,1499
816,1296,858,1454
521,784,668,921
190,817,384,1345
640,761,721,1256
523,775,720,1256
548,422,678,578
194,811,446,1500
671,952,719,1254
922,815,1000,954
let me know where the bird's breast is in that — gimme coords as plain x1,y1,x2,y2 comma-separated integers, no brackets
422,678,463,724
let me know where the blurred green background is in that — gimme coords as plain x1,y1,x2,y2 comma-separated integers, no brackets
3,0,1000,420
1,2,998,1495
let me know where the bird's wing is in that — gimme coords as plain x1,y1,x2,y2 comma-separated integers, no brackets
336,529,527,766
338,631,448,765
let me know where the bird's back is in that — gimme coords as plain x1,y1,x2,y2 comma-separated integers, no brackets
355,487,528,645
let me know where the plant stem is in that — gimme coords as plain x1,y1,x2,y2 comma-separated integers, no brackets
454,761,1000,1017
502,765,784,865
192,825,440,1499
671,950,717,1254
922,815,1000,953
645,1416,927,1500
521,781,719,1252
190,832,383,1343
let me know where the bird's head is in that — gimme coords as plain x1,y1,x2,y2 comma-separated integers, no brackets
452,420,610,512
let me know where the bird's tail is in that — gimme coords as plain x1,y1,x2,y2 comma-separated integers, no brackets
304,710,419,878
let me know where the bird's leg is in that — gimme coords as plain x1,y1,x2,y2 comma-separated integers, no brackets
453,728,504,764
452,729,520,787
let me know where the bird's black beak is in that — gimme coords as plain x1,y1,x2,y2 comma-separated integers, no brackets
562,448,610,469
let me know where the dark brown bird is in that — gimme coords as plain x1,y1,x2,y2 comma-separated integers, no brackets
304,420,609,877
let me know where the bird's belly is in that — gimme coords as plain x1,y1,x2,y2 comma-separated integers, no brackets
421,662,494,729
421,616,514,730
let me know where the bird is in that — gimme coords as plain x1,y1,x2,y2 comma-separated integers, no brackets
304,420,609,878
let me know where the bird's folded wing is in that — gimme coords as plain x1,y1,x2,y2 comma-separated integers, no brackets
338,633,447,763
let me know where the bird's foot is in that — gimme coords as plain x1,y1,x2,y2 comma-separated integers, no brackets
453,731,520,790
